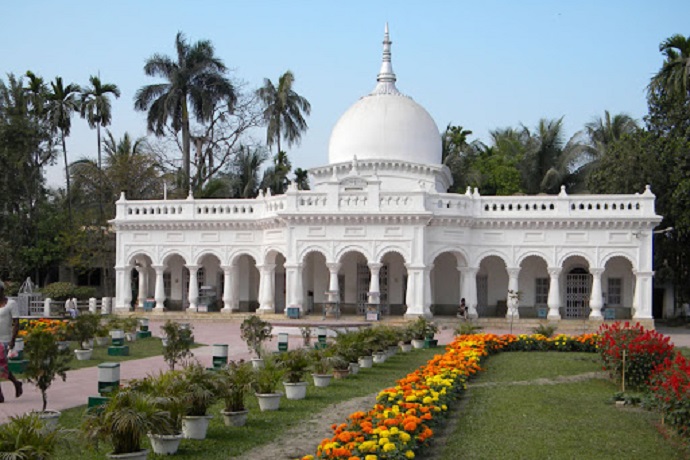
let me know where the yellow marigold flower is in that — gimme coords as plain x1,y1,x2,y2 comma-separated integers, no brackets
423,396,433,404
389,427,399,435
400,432,411,442
380,430,390,438
441,404,448,410
378,437,389,446
365,455,378,460
405,451,415,459
302,456,314,460
383,443,397,452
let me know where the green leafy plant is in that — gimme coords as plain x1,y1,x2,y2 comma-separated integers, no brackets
0,413,71,459
217,360,255,412
120,316,139,333
129,370,187,435
455,321,484,336
24,328,71,412
240,315,273,359
310,349,333,375
532,323,557,338
180,361,219,416
278,349,311,384
161,320,194,370
332,330,366,363
409,317,437,340
83,388,171,455
251,354,284,394
69,312,100,349
39,282,78,301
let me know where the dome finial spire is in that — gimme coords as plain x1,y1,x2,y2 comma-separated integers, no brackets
372,23,400,95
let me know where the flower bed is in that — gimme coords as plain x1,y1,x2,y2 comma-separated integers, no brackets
302,332,598,460
17,318,70,341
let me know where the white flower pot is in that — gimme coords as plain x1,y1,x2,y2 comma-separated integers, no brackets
106,450,148,460
161,337,169,347
221,409,249,427
373,352,387,364
283,381,308,400
95,337,110,347
256,392,282,411
400,343,413,353
74,348,93,361
312,373,333,388
81,339,94,349
251,358,264,369
411,339,425,349
358,356,373,368
349,362,360,375
125,332,137,342
182,415,213,440
148,433,183,455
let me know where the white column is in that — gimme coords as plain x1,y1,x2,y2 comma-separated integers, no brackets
221,265,235,313
153,265,166,311
187,265,199,311
137,266,147,307
423,265,433,316
404,264,425,317
285,263,304,312
506,267,520,319
257,263,276,313
459,267,479,319
632,270,654,319
326,263,341,302
588,268,604,319
368,263,382,304
547,267,562,320
121,267,132,312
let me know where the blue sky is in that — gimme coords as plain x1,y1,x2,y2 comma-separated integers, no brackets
1,1,687,187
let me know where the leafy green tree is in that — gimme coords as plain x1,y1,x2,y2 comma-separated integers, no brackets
227,145,267,198
261,150,292,194
293,167,310,190
257,70,311,156
650,34,690,99
47,76,81,221
134,31,236,195
80,76,120,170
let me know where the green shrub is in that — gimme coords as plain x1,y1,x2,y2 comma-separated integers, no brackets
73,286,97,300
532,324,557,338
40,282,77,301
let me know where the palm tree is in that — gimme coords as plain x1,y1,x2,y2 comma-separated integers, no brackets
80,76,120,170
47,76,81,221
134,32,236,196
650,34,690,98
256,71,311,156
227,146,267,198
519,118,586,194
293,168,309,190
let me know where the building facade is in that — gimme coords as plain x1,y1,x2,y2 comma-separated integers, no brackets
111,27,662,321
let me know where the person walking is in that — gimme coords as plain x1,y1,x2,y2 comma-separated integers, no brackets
0,281,23,403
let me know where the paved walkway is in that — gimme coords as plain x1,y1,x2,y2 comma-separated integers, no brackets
2,318,689,424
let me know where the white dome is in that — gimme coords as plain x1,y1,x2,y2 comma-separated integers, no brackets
327,24,442,166
328,93,441,165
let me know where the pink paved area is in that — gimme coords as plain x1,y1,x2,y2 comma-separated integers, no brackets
2,319,689,424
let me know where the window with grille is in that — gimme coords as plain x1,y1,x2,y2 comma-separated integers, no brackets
608,278,622,306
535,278,549,305
197,267,205,289
163,272,171,298
477,275,488,307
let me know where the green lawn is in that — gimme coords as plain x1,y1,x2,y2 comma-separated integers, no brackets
63,337,168,370
439,352,685,460
54,347,441,459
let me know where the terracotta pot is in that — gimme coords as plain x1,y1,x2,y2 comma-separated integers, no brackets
333,368,350,379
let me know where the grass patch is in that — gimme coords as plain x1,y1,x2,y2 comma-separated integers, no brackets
54,347,441,459
441,352,683,460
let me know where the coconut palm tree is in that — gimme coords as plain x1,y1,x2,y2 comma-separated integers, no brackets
80,76,120,170
257,70,311,156
134,31,236,195
47,76,81,221
650,34,690,98
227,145,267,198
293,167,309,190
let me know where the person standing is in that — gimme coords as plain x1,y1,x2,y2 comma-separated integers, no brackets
0,281,23,403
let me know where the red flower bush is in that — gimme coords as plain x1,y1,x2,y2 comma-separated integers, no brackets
597,322,675,390
650,353,690,437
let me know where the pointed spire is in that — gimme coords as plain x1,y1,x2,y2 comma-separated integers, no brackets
372,23,401,95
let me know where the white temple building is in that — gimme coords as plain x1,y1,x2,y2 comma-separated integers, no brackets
111,26,662,322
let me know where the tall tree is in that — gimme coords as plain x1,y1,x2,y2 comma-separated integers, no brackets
257,71,311,156
134,31,236,195
80,75,120,170
650,34,690,99
293,167,309,190
47,76,81,221
226,145,267,198
261,150,292,194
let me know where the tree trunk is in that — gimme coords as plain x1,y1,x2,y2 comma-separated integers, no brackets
182,102,191,196
62,130,72,223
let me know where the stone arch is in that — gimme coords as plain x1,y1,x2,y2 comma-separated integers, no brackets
263,248,287,265
426,247,470,267
473,250,510,268
335,246,371,264
600,251,636,269
379,250,408,315
161,250,189,266
194,249,223,266
516,251,550,267
229,250,260,266
298,245,330,264
375,245,409,264
557,251,593,268
127,251,154,267
476,254,509,317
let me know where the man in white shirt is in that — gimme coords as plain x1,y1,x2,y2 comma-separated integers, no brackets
0,281,23,403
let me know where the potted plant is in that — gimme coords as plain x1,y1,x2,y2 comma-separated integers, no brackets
83,388,171,460
332,331,364,375
330,355,350,379
130,370,187,455
70,312,100,360
94,321,111,347
240,315,273,368
251,354,284,411
400,324,415,352
179,361,219,440
310,349,334,388
410,317,432,349
278,349,311,400
217,360,254,426
161,320,194,370
121,316,139,342
0,413,71,458
356,329,376,368
423,319,439,348
23,328,71,427
300,326,312,347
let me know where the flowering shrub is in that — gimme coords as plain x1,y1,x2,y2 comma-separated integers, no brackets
18,318,70,341
598,322,674,390
650,353,690,437
302,332,596,460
